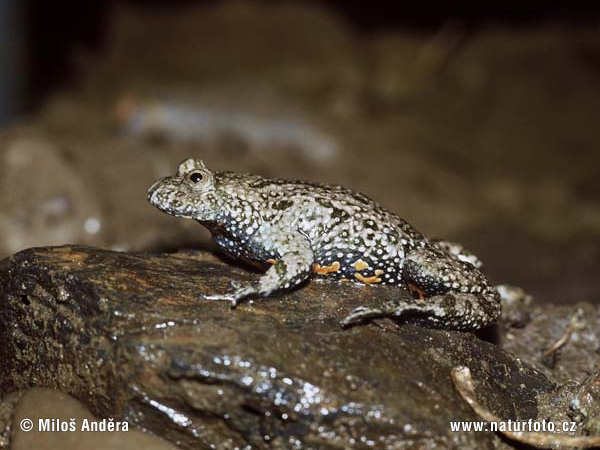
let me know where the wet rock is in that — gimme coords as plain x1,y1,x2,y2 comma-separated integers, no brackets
495,297,600,444
536,372,600,441
0,246,555,449
500,302,600,384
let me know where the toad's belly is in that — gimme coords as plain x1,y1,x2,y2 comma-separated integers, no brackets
311,253,403,286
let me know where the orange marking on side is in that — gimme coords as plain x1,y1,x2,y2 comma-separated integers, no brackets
408,283,426,299
353,259,369,271
266,259,277,265
340,277,349,282
312,261,341,275
374,269,384,276
354,273,382,284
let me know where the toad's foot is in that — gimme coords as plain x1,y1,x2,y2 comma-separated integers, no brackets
204,281,258,308
340,304,389,327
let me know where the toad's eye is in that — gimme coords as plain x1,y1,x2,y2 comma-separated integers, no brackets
190,172,204,183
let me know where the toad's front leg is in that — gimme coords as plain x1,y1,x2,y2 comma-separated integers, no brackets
205,231,314,307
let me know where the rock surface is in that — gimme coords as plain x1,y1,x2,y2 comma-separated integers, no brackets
0,245,557,449
500,302,600,385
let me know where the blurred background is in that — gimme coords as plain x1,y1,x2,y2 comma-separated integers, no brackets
1,0,599,304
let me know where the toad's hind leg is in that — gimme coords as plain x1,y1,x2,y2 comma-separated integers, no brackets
341,247,501,331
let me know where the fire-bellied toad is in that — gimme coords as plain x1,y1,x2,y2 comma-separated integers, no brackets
148,159,501,330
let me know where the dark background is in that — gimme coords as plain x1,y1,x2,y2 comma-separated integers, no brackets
15,0,600,119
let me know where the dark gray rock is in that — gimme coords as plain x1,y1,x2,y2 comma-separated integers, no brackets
0,246,555,449
500,302,600,384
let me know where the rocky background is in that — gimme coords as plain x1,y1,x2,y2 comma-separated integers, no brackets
0,2,599,449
